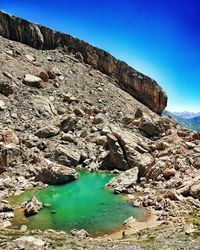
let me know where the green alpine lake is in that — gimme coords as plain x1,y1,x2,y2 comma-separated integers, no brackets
10,171,143,235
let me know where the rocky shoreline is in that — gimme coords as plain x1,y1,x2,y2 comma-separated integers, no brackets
0,13,199,249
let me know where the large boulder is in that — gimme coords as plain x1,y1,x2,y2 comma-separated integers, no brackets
0,144,22,173
32,96,57,117
60,114,77,132
104,126,153,173
145,161,167,181
0,100,6,111
138,116,164,137
135,153,154,178
0,80,16,96
0,129,19,144
35,162,79,185
34,125,59,138
55,145,81,167
190,183,200,200
0,201,13,212
194,158,200,169
70,229,90,238
106,134,129,170
106,167,139,193
93,113,107,125
13,236,46,248
23,74,43,88
23,196,43,217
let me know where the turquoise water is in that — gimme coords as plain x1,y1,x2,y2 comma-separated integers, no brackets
10,171,143,235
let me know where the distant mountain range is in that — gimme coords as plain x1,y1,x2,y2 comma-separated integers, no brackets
163,110,200,131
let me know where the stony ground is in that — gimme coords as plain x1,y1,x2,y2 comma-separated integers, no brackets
0,35,200,249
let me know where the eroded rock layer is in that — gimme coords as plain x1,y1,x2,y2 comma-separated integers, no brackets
0,10,167,114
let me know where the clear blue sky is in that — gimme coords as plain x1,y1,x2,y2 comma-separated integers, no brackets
1,0,200,112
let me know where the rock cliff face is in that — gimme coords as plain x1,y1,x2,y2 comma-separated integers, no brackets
0,10,167,114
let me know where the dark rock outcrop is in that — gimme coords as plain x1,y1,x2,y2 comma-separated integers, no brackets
55,145,81,167
22,196,43,217
35,162,79,185
106,133,130,171
0,144,22,173
34,126,60,138
0,201,13,212
0,80,16,96
104,126,154,174
138,116,164,137
0,10,167,114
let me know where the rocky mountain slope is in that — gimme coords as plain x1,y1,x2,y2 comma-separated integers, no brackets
0,10,167,114
0,11,200,250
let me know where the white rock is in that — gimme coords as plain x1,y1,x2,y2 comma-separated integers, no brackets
15,236,45,247
5,212,14,219
23,74,43,88
25,54,36,61
6,50,14,56
0,100,6,111
11,113,18,119
106,167,139,193
52,67,62,76
20,225,28,232
2,221,12,228
123,216,136,225
185,224,195,235
3,71,13,79
47,56,53,61
59,75,64,80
